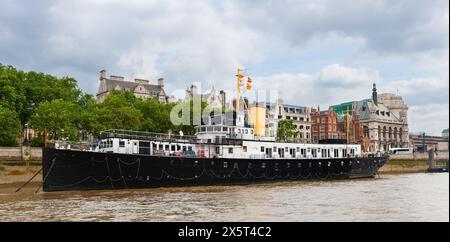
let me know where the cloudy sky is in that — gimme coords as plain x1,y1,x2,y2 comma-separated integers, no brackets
1,0,448,135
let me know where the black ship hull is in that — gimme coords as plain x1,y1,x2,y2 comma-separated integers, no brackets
42,147,388,192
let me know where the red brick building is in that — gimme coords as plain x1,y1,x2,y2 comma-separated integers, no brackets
311,107,339,143
337,114,365,144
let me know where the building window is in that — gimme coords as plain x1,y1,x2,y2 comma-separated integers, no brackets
228,148,233,154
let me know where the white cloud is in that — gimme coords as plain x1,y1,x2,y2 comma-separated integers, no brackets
254,64,379,106
409,104,450,135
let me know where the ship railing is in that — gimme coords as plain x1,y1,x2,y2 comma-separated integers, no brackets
46,140,95,151
100,129,197,143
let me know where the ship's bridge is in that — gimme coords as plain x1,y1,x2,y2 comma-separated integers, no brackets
195,125,255,140
195,111,255,141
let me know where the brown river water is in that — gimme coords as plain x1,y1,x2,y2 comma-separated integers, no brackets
0,173,448,222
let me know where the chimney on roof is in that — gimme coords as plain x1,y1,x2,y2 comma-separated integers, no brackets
100,69,106,80
135,78,149,85
110,75,124,81
158,78,165,88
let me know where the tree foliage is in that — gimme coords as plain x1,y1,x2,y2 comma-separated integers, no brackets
0,108,22,146
277,119,298,142
29,99,82,141
0,63,82,125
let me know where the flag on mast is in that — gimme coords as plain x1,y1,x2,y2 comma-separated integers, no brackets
246,77,253,90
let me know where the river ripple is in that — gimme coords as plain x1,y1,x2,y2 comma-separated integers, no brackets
0,173,447,222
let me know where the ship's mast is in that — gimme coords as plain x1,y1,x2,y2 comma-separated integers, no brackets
236,68,244,113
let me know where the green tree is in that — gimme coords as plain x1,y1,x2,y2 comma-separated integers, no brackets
0,108,22,146
135,97,174,133
0,64,27,123
83,91,142,137
29,99,82,141
24,72,81,123
0,63,83,125
277,119,298,142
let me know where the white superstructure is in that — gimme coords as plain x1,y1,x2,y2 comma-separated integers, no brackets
95,111,362,160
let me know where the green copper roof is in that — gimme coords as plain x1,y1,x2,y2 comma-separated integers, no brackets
332,102,353,116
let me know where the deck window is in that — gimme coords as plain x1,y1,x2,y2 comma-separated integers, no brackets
228,148,233,154
312,149,317,158
119,140,125,148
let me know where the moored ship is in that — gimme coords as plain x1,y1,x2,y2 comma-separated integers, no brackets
42,111,388,192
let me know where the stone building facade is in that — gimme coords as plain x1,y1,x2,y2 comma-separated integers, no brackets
265,99,312,143
184,84,226,110
349,84,409,152
409,133,449,152
96,70,169,103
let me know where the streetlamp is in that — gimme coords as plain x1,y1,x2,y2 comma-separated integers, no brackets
23,123,30,146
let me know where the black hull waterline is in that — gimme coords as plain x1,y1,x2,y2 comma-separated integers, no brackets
42,148,388,192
